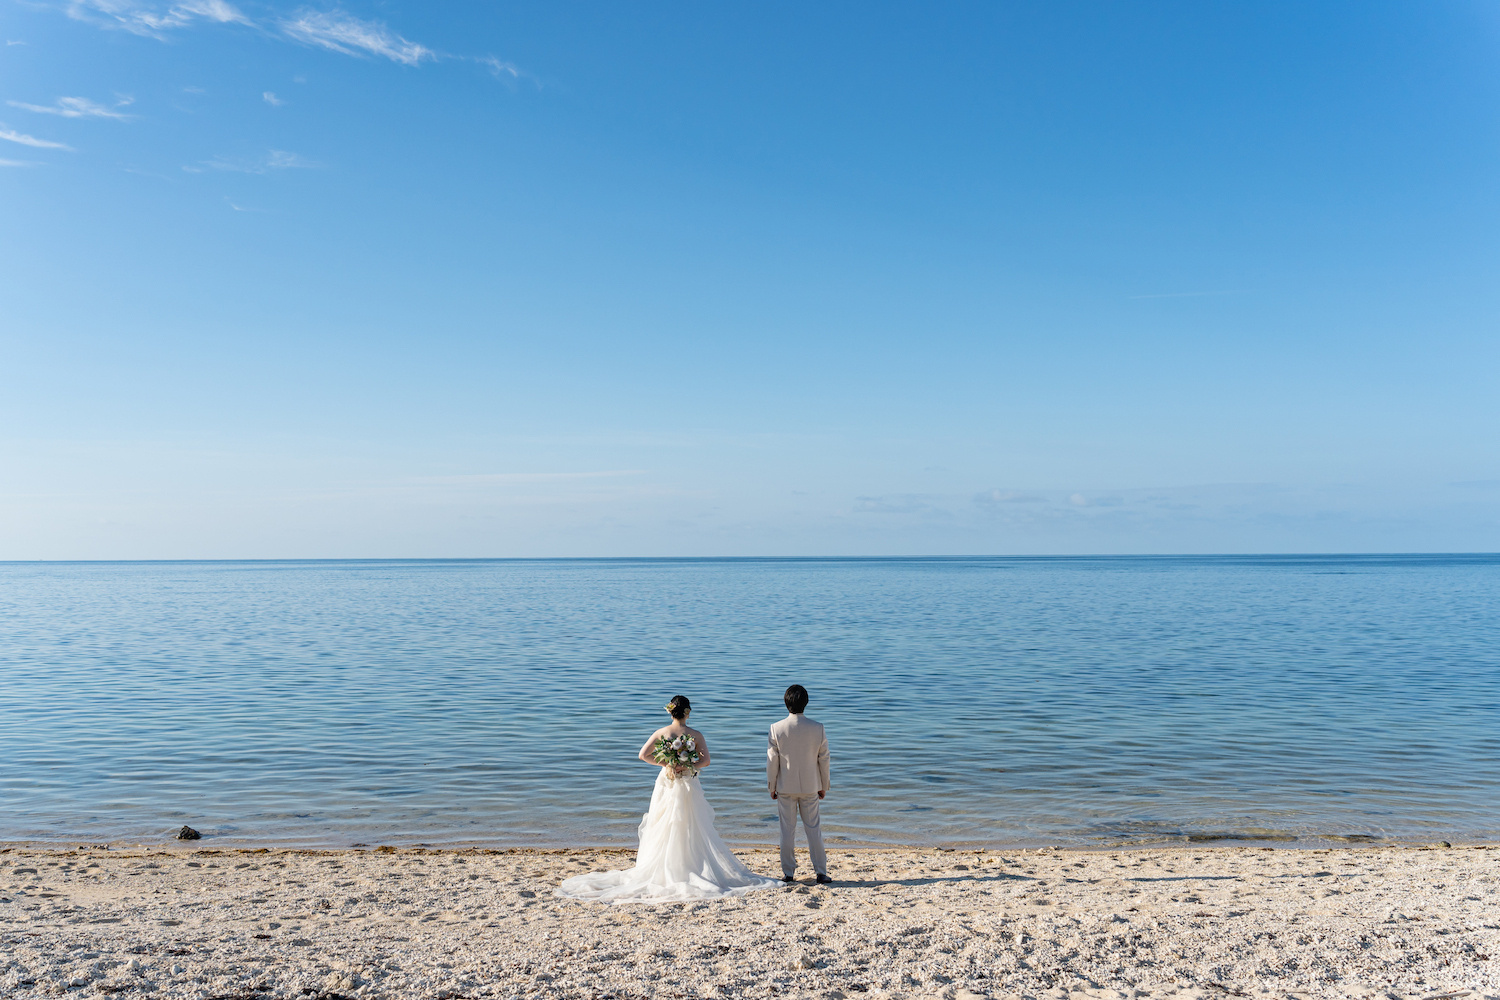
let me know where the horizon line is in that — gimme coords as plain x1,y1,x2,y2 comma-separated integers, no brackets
1,552,1496,565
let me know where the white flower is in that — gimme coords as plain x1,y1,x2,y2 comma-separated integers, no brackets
685,738,696,750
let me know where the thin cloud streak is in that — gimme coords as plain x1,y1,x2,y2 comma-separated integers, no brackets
407,471,648,485
280,9,434,66
0,128,72,149
853,494,944,515
480,56,522,79
476,55,539,87
974,489,1048,505
8,96,134,119
0,158,41,167
64,0,249,38
52,2,527,79
190,149,317,173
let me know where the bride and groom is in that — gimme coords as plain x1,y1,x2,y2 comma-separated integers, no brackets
558,685,831,903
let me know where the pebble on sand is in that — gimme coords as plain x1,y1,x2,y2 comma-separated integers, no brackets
1,845,1496,1000
175,825,201,840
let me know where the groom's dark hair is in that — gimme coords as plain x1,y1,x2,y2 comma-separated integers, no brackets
784,684,809,714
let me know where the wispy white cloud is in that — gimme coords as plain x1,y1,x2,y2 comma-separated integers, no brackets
0,127,73,150
280,9,434,66
54,3,528,81
474,54,542,90
191,148,317,173
1,157,42,167
8,96,134,120
479,55,522,79
266,149,311,168
475,54,541,88
853,494,947,516
968,484,1282,526
64,0,250,38
182,0,243,21
974,489,1048,505
262,91,285,107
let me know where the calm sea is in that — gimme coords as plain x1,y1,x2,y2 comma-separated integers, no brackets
2,556,1497,849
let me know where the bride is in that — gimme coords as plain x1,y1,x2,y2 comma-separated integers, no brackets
558,695,781,903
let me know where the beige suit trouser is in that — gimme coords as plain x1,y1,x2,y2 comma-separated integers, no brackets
776,793,826,877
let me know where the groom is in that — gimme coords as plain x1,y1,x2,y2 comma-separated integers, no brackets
767,684,831,884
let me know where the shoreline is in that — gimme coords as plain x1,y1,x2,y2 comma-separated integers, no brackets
4,843,1497,999
1,834,1480,854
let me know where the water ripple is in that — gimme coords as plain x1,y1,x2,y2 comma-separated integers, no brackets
0,555,1497,847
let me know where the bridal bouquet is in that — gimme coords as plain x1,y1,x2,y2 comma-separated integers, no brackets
653,734,703,778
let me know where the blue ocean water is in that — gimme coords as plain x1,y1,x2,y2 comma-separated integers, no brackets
1,556,1497,849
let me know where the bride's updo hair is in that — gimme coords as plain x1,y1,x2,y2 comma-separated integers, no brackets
666,695,691,719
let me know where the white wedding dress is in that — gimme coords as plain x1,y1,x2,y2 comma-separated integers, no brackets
558,769,780,903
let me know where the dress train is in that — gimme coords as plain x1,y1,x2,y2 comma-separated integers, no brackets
558,770,780,903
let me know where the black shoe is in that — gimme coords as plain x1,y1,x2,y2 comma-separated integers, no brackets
815,873,833,884
781,874,797,883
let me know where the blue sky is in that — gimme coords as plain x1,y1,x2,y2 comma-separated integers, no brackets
2,1,1498,557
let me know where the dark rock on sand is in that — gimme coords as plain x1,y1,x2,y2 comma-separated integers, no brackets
176,825,202,841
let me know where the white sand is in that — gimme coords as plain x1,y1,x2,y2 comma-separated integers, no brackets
3,844,1497,999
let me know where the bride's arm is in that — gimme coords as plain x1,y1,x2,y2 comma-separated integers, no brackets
638,732,664,766
692,731,711,770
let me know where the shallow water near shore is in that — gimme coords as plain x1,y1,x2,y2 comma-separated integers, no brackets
2,555,1498,848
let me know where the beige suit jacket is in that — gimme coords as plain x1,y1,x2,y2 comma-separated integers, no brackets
767,713,830,796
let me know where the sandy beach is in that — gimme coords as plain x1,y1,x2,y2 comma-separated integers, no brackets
2,844,1496,1000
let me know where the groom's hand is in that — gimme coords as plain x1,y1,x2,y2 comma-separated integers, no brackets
770,792,777,800
818,790,825,800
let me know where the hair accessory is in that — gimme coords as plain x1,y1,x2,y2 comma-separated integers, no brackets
663,702,674,711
